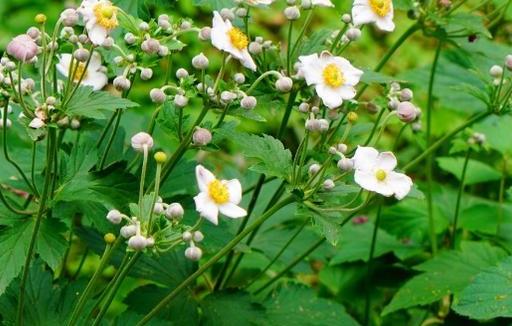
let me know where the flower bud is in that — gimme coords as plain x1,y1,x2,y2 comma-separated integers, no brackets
154,202,165,214
241,96,257,109
113,76,131,91
140,68,153,80
309,163,321,175
146,237,155,247
397,101,418,123
236,7,248,17
192,53,209,69
233,73,245,84
337,143,348,153
337,158,354,171
141,38,160,54
35,14,47,24
7,35,38,63
106,209,123,224
29,117,45,129
185,246,203,261
158,45,169,57
0,119,12,129
78,34,89,44
139,22,150,31
471,132,486,145
57,116,69,127
104,233,116,244
305,118,319,131
165,202,184,219
70,118,80,130
275,77,293,92
60,8,79,26
248,42,262,54
154,151,167,164
198,27,212,41
73,48,89,63
399,88,413,101
346,28,361,41
411,121,422,132
192,127,212,146
506,55,512,71
323,179,335,190
221,91,237,103
124,32,137,44
347,111,358,123
182,231,193,242
301,0,312,9
328,146,337,155
284,6,301,20
174,94,189,108
120,225,137,238
193,231,204,242
26,27,40,39
180,20,192,30
220,8,235,21
318,119,329,132
342,13,352,23
489,65,503,78
150,88,166,103
128,235,147,251
176,68,189,79
131,132,154,152
158,15,171,29
102,37,114,49
298,102,310,113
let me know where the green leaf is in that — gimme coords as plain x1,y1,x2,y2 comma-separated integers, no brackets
215,128,292,180
453,256,512,319
296,204,343,246
361,69,399,85
157,100,190,140
64,86,139,119
36,218,68,271
264,285,359,326
201,291,267,325
382,241,507,315
474,115,512,155
0,221,32,295
437,157,502,185
193,0,234,10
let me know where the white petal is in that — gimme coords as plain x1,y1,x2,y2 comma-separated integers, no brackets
316,84,343,109
354,170,394,197
388,171,413,200
88,51,103,69
298,54,323,85
219,203,247,218
82,71,108,90
211,12,230,52
239,49,257,71
352,3,376,27
353,146,379,171
56,54,72,77
376,152,397,171
88,24,107,46
312,0,334,7
339,85,357,100
375,16,395,32
196,165,216,193
194,192,219,225
225,179,242,204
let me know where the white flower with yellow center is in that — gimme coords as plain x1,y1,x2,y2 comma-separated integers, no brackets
298,52,363,109
211,11,257,71
352,0,395,32
312,0,335,7
78,0,119,45
56,52,108,90
352,146,412,200
193,165,247,225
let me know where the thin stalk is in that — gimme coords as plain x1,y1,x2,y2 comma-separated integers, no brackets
286,21,293,75
30,141,39,196
364,204,382,326
361,108,386,147
277,89,298,139
71,247,89,280
497,158,507,235
138,146,149,217
98,109,122,170
451,150,470,249
16,128,57,326
95,111,117,148
290,11,313,58
146,162,162,235
136,197,295,326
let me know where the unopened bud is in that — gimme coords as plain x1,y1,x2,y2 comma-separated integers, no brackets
182,231,193,241
104,233,116,244
106,209,123,224
141,38,160,54
199,27,212,41
342,13,352,23
397,101,418,123
113,76,131,91
139,22,150,31
275,77,293,92
489,65,503,78
174,94,189,108
248,42,262,54
506,55,512,71
337,158,354,171
284,6,301,20
193,231,204,242
220,8,235,21
140,68,153,80
154,151,167,163
128,235,147,251
318,119,329,132
234,73,245,84
347,111,358,123
241,96,257,109
185,246,202,261
176,68,189,79
192,53,209,69
309,163,321,175
124,32,137,44
399,88,413,101
120,225,137,238
61,8,79,26
192,128,212,146
346,28,361,41
35,14,47,24
298,102,310,113
150,88,166,103
7,35,38,63
131,132,154,152
323,179,335,190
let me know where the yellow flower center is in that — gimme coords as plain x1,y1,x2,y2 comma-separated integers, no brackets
208,179,230,204
93,3,118,29
73,62,88,82
369,0,392,17
375,169,387,182
322,63,345,88
227,27,249,50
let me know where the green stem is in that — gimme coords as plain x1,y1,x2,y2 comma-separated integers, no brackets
361,108,386,147
277,89,298,139
138,146,149,217
497,158,507,236
364,204,382,326
30,141,39,196
291,11,313,58
98,109,122,170
146,162,162,235
286,21,293,75
16,127,57,326
136,197,295,326
95,111,117,149
451,150,470,249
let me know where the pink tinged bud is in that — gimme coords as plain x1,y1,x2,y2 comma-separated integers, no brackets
106,209,123,224
174,94,189,108
128,235,147,251
193,231,204,242
165,203,184,220
284,6,301,20
241,96,257,109
131,132,154,152
234,73,245,84
185,246,202,261
145,237,155,247
323,179,335,190
140,68,153,80
352,216,368,225
346,28,361,41
309,163,321,175
342,14,352,23
141,38,161,54
198,27,212,41
506,55,512,71
192,128,212,146
150,88,166,103
397,101,418,123
26,27,40,39
29,117,45,129
113,76,131,91
489,65,503,78
220,8,235,21
182,231,193,241
192,53,209,69
275,77,293,92
298,102,310,113
7,35,38,63
399,88,414,101
248,42,262,55
337,158,354,171
176,68,189,79
120,225,137,238
318,119,329,132
60,8,79,26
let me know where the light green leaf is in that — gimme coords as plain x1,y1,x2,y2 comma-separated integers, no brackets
453,256,512,319
0,221,32,295
474,115,512,155
437,157,502,185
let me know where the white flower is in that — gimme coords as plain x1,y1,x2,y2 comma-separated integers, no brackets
193,165,247,225
352,0,395,32
298,52,363,109
352,146,412,200
78,0,119,45
211,11,256,71
56,52,108,91
245,0,274,5
312,0,335,7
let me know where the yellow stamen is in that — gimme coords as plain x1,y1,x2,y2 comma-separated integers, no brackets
73,62,88,82
227,27,249,50
208,179,230,204
93,3,118,29
375,169,387,182
369,0,392,17
322,63,345,88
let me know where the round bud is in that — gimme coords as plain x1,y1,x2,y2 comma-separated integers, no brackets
102,37,114,49
140,68,153,80
26,27,40,39
193,231,204,242
298,102,310,113
141,38,160,54
150,88,166,104
158,45,169,57
176,68,189,79
35,14,47,24
154,202,165,214
104,233,116,244
174,94,189,108
248,42,263,54
241,96,257,110
180,20,192,30
166,203,184,220
311,106,320,114
220,91,237,103
78,34,89,44
220,8,235,21
29,118,45,129
106,209,123,224
154,151,167,163
301,0,312,9
131,132,154,152
145,237,155,247
124,32,137,44
233,73,245,84
192,128,212,146
471,132,486,145
388,98,399,111
185,246,203,261
275,77,293,92
337,158,354,171
284,6,301,20
128,235,147,251
328,146,337,155
396,101,418,123
305,118,319,131
46,96,57,106
323,179,335,190
7,35,38,63
342,13,352,23
399,88,413,101
182,231,193,242
60,8,79,26
236,7,248,17
113,76,131,91
505,55,512,71
411,121,422,133
337,143,348,153
318,119,329,132
120,224,137,238
489,65,503,78
347,111,358,123
198,27,212,41
309,163,321,175
192,53,209,69
139,22,150,31
346,28,361,41
70,118,80,130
